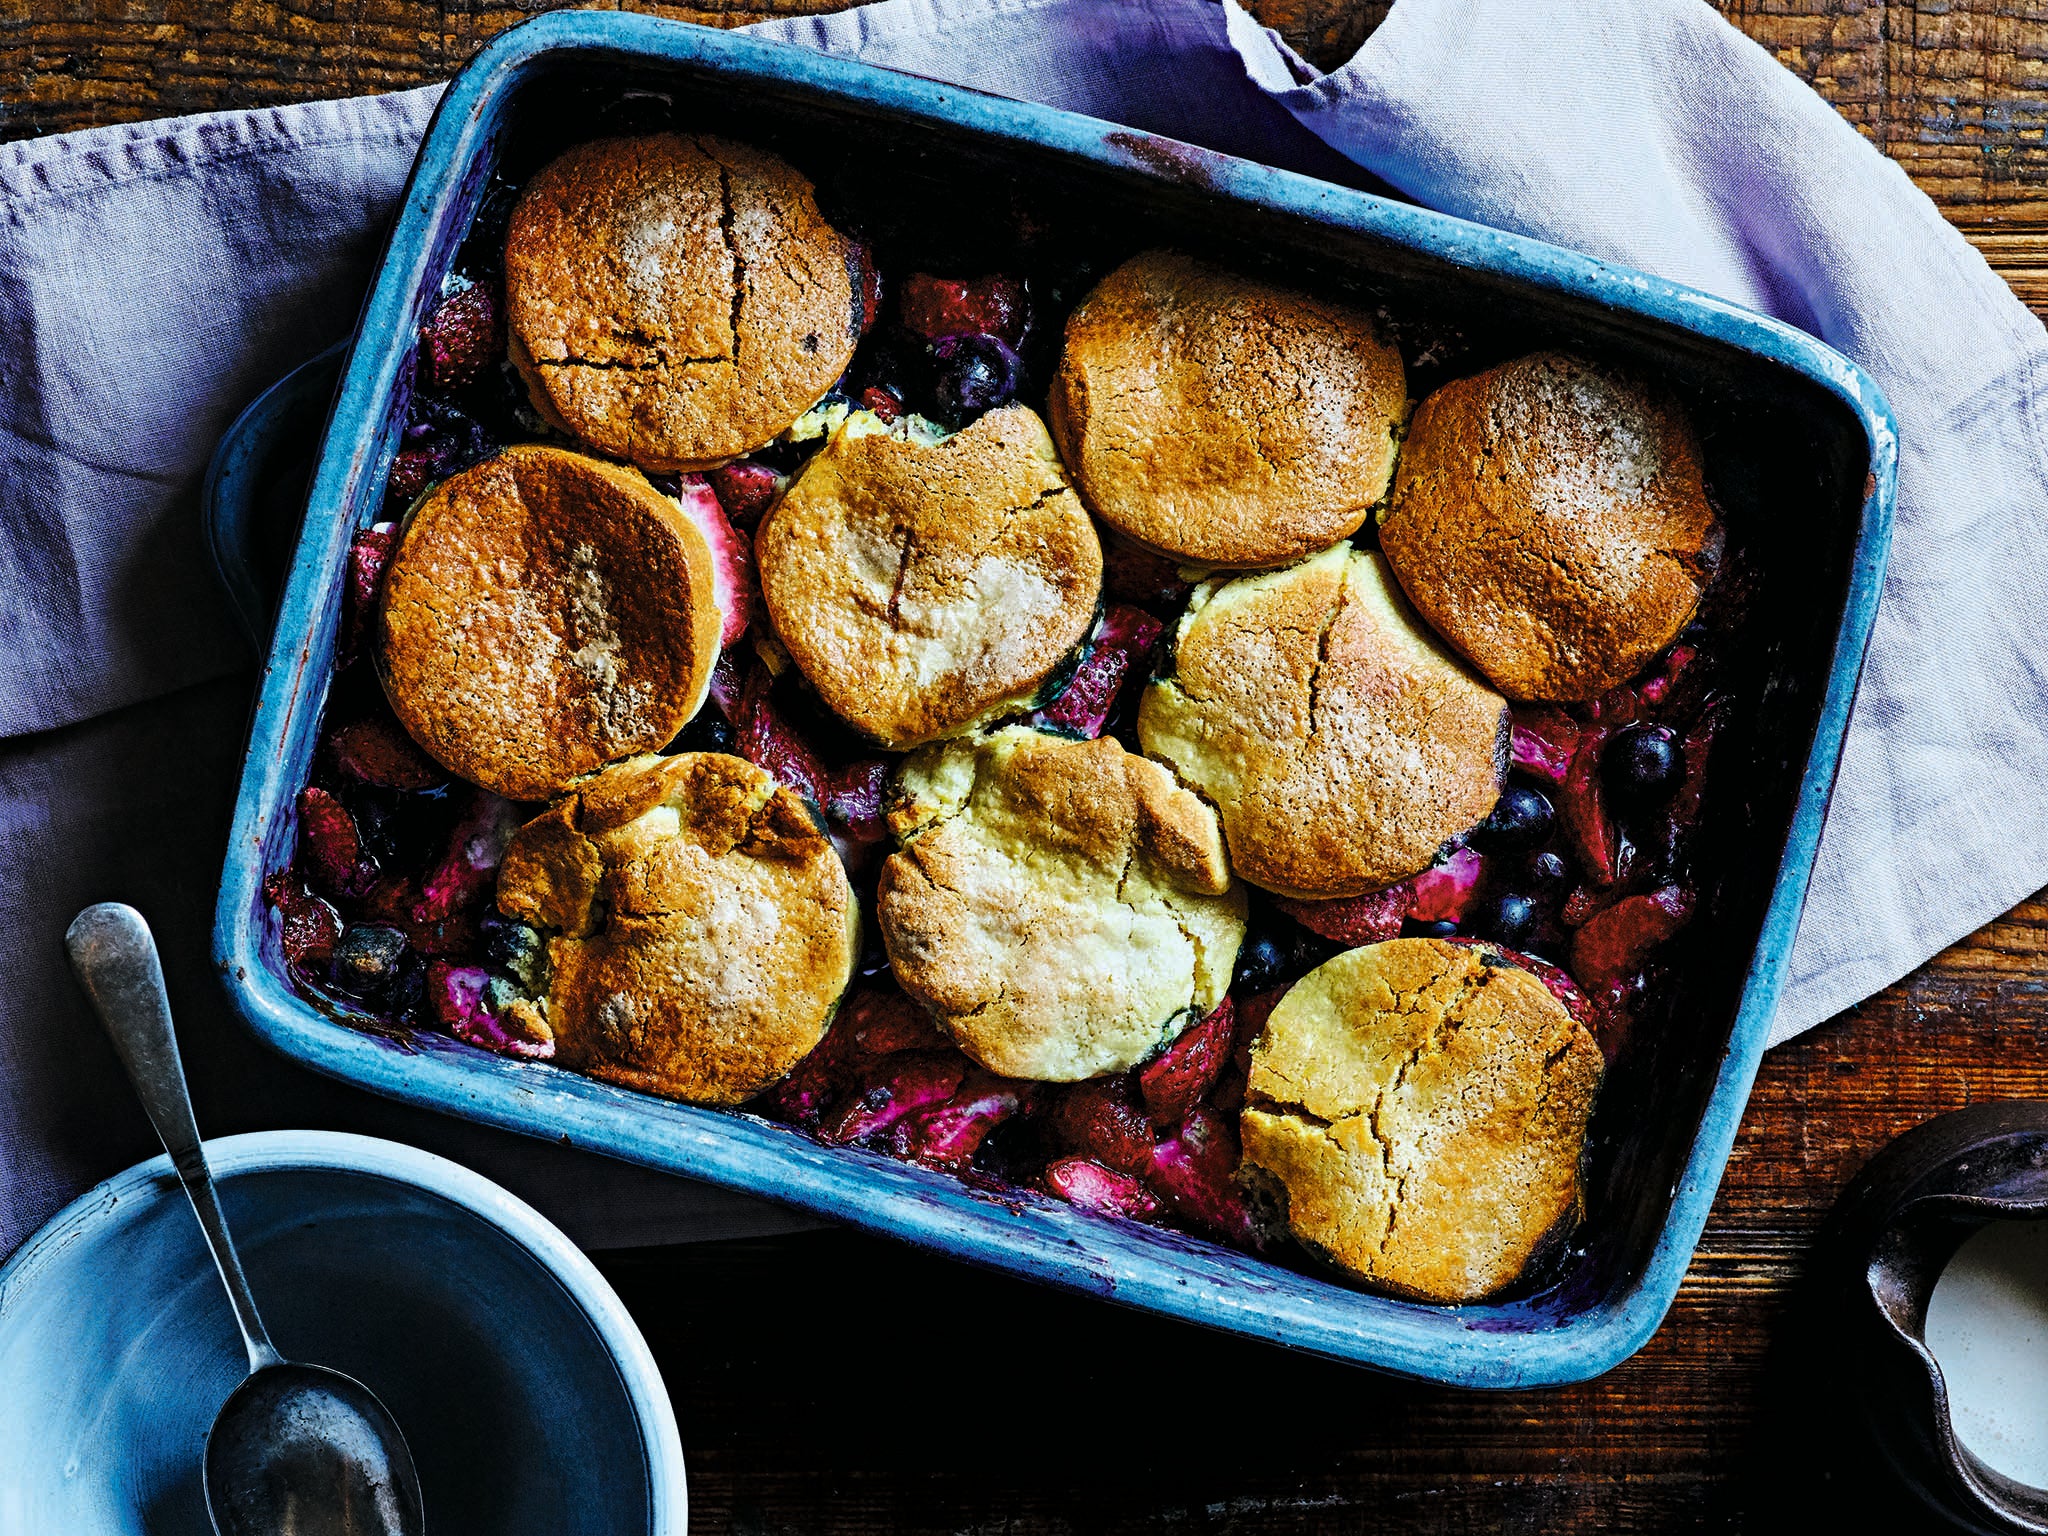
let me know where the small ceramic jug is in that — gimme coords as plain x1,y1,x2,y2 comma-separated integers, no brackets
1820,1101,2048,1536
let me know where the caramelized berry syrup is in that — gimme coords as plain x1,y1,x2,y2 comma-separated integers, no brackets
268,146,1760,1290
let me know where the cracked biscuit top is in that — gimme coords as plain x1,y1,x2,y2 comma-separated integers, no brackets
1239,938,1603,1303
375,445,722,802
504,133,862,472
878,726,1246,1081
1046,249,1407,568
755,405,1104,749
495,751,858,1106
1381,352,1723,702
1138,545,1507,901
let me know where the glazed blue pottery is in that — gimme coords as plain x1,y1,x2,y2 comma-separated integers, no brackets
0,1131,687,1535
211,11,1898,1388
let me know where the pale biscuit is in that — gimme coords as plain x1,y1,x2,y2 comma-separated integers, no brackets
1137,545,1507,901
496,752,858,1106
878,726,1246,1081
1240,938,1603,1303
1380,351,1722,701
504,133,862,472
375,445,721,803
756,405,1103,749
1047,249,1406,567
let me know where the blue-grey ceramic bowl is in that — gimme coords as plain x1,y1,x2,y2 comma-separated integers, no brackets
0,1131,686,1535
212,11,1897,1388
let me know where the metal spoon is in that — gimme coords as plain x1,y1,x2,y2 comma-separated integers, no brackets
65,902,426,1536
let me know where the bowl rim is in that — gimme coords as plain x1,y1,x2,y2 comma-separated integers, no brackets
0,1128,687,1535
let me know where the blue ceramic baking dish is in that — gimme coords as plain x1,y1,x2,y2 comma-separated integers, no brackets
214,9,1895,1388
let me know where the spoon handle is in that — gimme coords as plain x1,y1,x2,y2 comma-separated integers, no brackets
66,903,285,1375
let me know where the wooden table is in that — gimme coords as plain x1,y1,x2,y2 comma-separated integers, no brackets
9,2,2046,1528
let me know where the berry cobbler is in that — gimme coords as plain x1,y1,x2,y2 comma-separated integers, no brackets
268,129,1752,1304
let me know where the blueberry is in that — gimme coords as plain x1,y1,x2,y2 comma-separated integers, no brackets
1529,850,1571,887
1475,784,1554,851
1607,725,1681,799
479,912,545,988
930,333,1020,424
668,709,737,756
1234,931,1288,993
1402,918,1459,939
331,924,410,1003
1479,893,1537,946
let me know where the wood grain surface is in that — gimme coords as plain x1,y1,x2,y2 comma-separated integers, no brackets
10,1,2048,1530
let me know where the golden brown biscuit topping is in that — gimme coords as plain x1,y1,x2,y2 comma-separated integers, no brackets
1380,351,1722,702
1240,939,1603,1303
504,133,860,472
496,752,858,1106
879,727,1245,1081
1047,249,1407,567
755,405,1104,749
374,445,721,803
1138,545,1507,900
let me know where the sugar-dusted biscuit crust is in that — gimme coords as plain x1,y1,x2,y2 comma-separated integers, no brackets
1381,352,1722,702
1240,939,1603,1303
1047,249,1407,567
756,406,1103,749
878,726,1246,1081
375,444,721,802
504,133,862,472
1137,545,1506,901
496,752,858,1106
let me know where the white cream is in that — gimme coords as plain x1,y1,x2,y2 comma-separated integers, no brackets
1924,1218,2048,1490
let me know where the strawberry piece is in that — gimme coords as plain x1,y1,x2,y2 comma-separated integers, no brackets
415,281,504,391
898,273,1028,348
819,1052,968,1145
825,759,891,845
325,713,445,791
708,650,746,721
1509,708,1579,785
852,245,884,335
706,460,787,530
1274,882,1413,944
1102,539,1191,612
1045,1076,1156,1175
342,524,397,659
857,385,903,422
1213,985,1288,1114
1027,604,1161,738
1045,1158,1163,1221
669,475,754,646
840,988,951,1059
411,791,518,927
1584,973,1647,1061
1137,999,1236,1130
1409,846,1484,923
1148,1107,1258,1245
1582,683,1640,726
888,1072,1031,1169
427,960,553,1060
297,787,378,900
1636,643,1697,707
1559,885,1607,929
733,666,829,806
384,450,439,512
1558,727,1621,883
263,872,343,968
1572,884,1695,995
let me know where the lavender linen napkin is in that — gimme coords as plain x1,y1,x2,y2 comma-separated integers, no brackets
4,0,2042,1257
